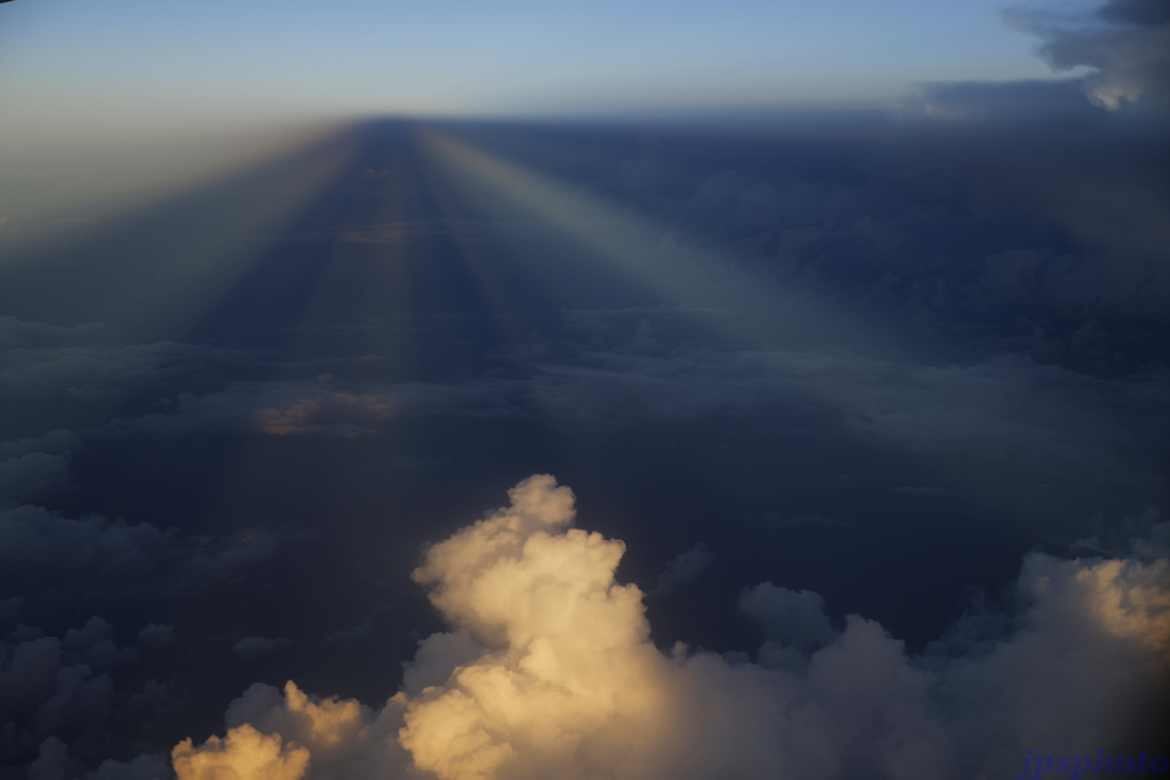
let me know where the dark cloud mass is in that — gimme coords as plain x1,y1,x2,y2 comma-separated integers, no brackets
1010,0,1170,110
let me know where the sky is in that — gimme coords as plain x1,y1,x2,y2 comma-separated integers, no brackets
2,1,1170,779
1,0,1058,118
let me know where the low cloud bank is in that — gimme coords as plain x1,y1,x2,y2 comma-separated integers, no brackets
135,475,1169,779
2,616,177,779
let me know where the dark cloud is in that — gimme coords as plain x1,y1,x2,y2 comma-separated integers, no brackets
0,505,279,599
232,636,294,661
1099,0,1170,26
136,625,175,650
0,596,22,622
27,738,169,780
0,432,77,510
740,583,836,654
653,544,714,595
1,618,131,769
1009,0,1170,110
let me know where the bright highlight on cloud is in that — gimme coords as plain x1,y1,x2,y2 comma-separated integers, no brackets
165,475,1169,780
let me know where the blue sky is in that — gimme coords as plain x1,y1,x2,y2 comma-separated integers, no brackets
1,0,1064,119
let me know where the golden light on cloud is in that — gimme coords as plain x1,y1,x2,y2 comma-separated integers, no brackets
255,392,397,437
400,476,674,779
167,474,1170,780
173,724,310,780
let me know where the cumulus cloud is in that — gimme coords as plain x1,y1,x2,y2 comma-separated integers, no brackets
1009,0,1170,110
652,544,713,595
739,582,836,654
0,503,278,604
165,475,1169,780
934,542,1170,777
173,724,310,780
0,617,138,769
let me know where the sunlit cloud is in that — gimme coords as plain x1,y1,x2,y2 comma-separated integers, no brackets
161,474,1169,780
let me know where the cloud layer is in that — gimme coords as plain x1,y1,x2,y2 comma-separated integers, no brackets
166,475,1169,780
1011,0,1170,110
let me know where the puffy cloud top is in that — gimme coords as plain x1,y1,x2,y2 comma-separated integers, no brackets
165,476,1170,780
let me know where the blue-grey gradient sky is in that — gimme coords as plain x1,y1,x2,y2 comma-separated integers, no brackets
1,0,1070,119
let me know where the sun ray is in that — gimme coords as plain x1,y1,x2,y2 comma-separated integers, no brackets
416,127,901,360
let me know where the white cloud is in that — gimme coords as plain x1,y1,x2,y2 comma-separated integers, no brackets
165,475,1170,780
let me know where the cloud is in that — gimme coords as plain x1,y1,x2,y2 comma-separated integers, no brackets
0,504,278,598
136,624,175,650
81,753,170,780
172,725,310,780
0,617,141,769
164,475,1169,780
1009,0,1170,110
400,632,484,697
0,506,170,573
27,736,69,780
739,583,835,654
255,393,396,437
934,541,1170,777
112,378,526,440
528,348,1167,520
0,337,206,408
0,318,106,351
234,636,294,661
0,431,77,509
0,596,22,622
652,544,713,595
0,451,69,505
